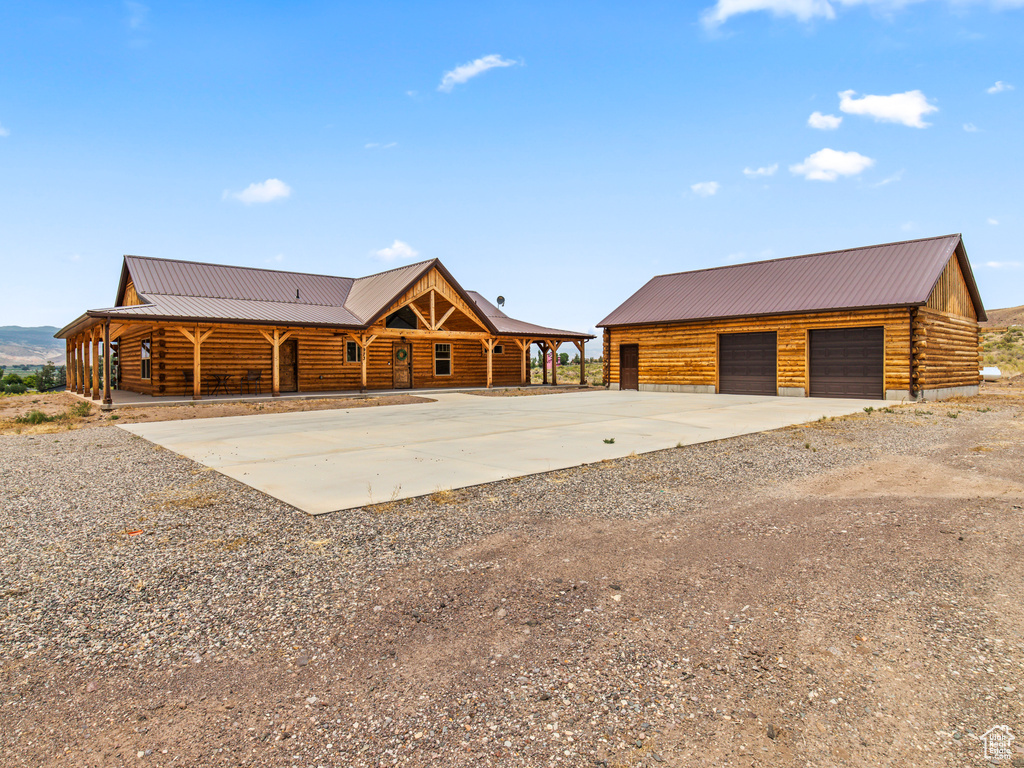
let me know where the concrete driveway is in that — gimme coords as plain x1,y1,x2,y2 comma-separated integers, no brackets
121,390,882,514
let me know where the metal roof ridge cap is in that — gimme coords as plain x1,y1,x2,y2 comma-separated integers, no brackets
123,254,360,282
643,233,963,280
351,258,437,282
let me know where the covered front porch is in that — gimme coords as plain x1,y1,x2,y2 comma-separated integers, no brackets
58,316,591,405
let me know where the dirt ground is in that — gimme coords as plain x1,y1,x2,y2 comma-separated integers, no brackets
0,392,433,435
1,387,1023,767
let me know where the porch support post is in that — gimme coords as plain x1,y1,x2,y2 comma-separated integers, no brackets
77,335,86,395
91,327,100,400
259,328,293,397
481,338,496,388
575,339,586,388
79,335,86,394
178,325,214,400
360,334,377,392
514,338,530,386
65,339,73,391
548,340,562,386
102,320,113,407
540,342,548,385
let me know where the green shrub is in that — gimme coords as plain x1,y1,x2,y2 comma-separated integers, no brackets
70,401,92,417
4,384,28,395
14,410,56,425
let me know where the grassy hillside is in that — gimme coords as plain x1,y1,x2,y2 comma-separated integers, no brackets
981,305,1024,329
982,326,1024,375
0,326,65,366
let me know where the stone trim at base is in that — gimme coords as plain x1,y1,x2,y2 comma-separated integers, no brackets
916,384,980,402
639,383,717,394
886,389,914,402
778,387,806,397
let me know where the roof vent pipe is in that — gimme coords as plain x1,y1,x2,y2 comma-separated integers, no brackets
296,288,300,300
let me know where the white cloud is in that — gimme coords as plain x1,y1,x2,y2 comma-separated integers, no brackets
265,253,285,264
901,221,916,232
987,217,999,225
963,122,979,132
224,178,292,204
987,80,1014,94
0,122,8,138
838,89,938,128
790,148,875,181
702,0,1024,29
691,181,720,196
808,111,843,130
703,0,836,27
438,54,520,93
986,261,1020,269
374,240,419,261
743,164,778,177
125,1,148,29
872,169,904,186
364,142,397,149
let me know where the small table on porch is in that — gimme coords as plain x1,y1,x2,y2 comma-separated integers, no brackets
207,373,233,396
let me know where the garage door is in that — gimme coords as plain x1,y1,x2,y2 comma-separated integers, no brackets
809,327,884,399
718,332,776,396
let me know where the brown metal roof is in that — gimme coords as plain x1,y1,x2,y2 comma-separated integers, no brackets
343,260,435,323
58,254,593,340
467,292,596,340
598,234,987,327
98,295,366,327
124,255,354,308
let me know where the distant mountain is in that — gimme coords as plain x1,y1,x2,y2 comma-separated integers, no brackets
0,326,65,366
981,305,1024,330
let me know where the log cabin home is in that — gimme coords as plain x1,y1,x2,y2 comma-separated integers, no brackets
598,234,986,401
56,256,593,403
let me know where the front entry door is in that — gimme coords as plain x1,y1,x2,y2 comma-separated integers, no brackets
393,342,412,388
619,344,639,390
279,339,298,392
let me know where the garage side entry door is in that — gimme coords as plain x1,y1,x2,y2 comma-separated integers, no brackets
718,332,777,396
809,327,884,399
619,344,639,390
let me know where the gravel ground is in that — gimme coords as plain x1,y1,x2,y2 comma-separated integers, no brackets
2,392,1023,767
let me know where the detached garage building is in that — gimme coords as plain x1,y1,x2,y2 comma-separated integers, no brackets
598,234,986,401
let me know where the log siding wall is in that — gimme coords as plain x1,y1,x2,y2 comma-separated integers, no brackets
113,322,529,396
604,308,913,395
926,255,977,320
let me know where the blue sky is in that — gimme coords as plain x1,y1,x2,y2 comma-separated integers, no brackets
1,0,1021,333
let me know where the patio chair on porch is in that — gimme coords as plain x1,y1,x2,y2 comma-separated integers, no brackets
182,369,194,394
241,369,263,395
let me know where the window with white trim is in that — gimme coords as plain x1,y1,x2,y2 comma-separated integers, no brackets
434,343,451,376
141,338,152,380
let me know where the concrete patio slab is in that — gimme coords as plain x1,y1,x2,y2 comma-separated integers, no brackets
120,390,883,514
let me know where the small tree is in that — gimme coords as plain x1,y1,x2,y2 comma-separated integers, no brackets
3,373,23,387
36,362,57,390
559,352,569,365
57,365,67,387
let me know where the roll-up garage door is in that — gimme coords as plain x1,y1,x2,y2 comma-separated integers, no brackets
718,332,777,396
809,327,884,399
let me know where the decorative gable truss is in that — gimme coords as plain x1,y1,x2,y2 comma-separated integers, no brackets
370,267,492,338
